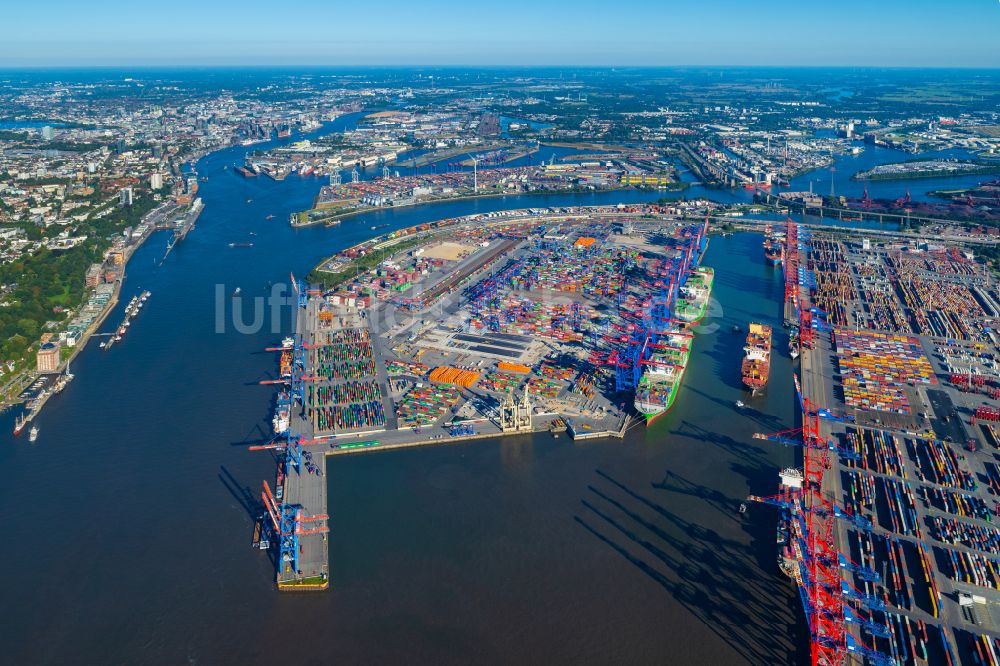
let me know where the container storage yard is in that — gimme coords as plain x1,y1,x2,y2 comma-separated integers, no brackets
250,205,714,589
750,218,1000,665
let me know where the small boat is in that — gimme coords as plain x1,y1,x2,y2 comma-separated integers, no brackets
736,400,745,409
739,503,747,514
233,287,242,296
265,214,274,220
29,426,38,443
731,324,740,333
246,198,253,204
99,341,106,349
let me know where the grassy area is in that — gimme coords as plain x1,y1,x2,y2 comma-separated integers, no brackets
308,234,434,290
280,575,328,587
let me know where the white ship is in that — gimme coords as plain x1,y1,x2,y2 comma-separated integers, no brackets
273,392,291,435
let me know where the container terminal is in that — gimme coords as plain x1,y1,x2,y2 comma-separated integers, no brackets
751,218,1000,665
248,206,712,590
247,202,1000,665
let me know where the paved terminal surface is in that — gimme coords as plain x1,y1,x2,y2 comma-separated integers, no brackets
276,300,331,589
780,222,1000,661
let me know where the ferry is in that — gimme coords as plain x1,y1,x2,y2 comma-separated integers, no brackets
742,323,772,394
675,267,715,324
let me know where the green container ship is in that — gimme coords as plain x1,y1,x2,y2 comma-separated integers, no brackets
634,266,714,422
675,267,715,325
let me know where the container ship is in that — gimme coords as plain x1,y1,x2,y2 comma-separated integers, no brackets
675,267,715,324
633,218,711,423
742,323,772,393
273,391,291,435
788,325,800,360
634,324,693,422
762,224,783,266
764,238,782,266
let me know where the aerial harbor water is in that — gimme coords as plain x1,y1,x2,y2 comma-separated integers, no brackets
9,97,1000,661
0,115,819,663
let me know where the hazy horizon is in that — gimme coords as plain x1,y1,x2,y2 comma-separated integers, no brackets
3,0,998,68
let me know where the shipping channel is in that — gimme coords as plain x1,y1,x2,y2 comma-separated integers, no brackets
0,116,824,663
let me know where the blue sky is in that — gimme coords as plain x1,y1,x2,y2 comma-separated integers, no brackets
2,0,998,67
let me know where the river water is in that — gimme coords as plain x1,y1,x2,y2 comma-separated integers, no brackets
3,113,970,663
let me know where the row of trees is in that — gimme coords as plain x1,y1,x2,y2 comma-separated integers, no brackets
0,187,157,361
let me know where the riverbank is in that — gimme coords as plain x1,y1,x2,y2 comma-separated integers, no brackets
291,185,625,228
1,199,177,413
853,160,999,181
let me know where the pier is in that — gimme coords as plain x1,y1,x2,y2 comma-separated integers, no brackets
257,210,714,590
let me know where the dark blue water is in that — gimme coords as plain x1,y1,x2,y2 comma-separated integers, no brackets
1,112,954,663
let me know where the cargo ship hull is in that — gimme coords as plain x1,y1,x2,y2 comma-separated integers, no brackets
635,361,686,423
676,267,715,325
741,322,772,393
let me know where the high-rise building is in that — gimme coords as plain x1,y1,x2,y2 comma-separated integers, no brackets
120,187,134,207
150,173,163,190
41,126,54,141
36,342,60,373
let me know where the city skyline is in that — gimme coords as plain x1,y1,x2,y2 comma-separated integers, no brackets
2,0,999,68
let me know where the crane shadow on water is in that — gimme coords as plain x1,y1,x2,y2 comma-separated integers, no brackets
219,465,278,569
576,468,806,665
